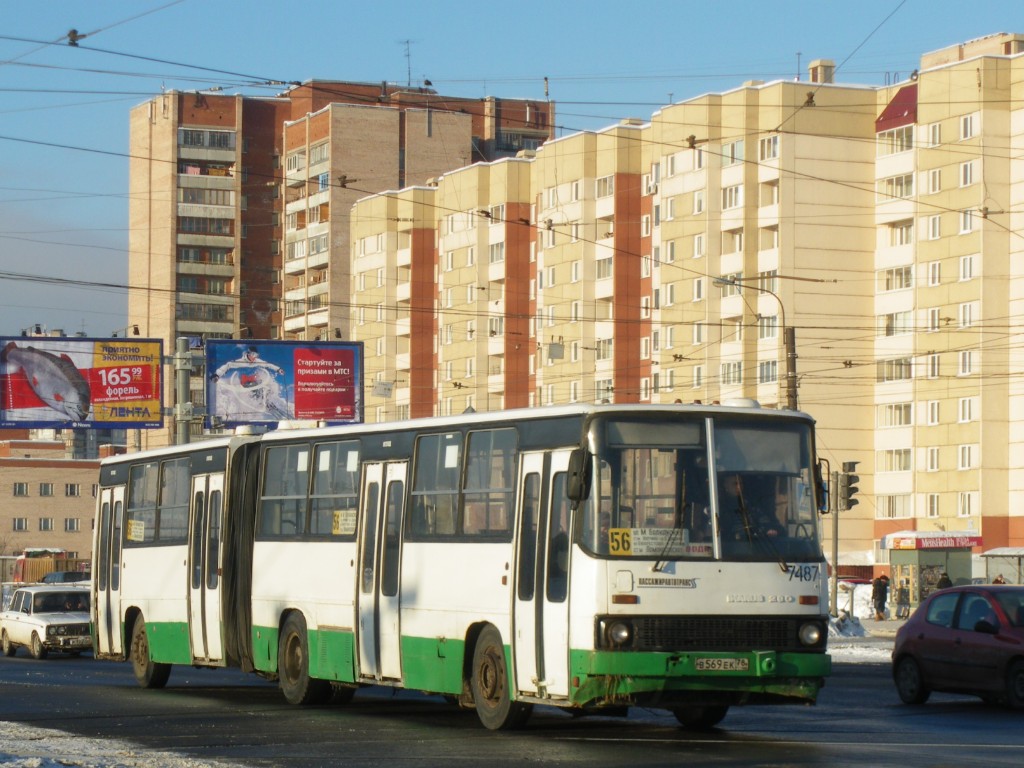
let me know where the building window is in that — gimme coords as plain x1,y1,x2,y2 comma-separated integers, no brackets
722,140,744,166
878,448,912,472
13,518,28,532
878,402,912,427
693,233,705,258
722,184,743,209
758,315,778,340
877,357,912,382
959,350,975,376
879,266,913,292
878,311,912,337
927,215,941,240
888,220,913,246
959,302,975,328
878,174,914,200
960,254,975,281
876,495,911,519
758,360,778,383
595,175,614,198
927,353,940,379
926,494,940,517
13,482,28,497
925,122,941,147
959,113,977,141
959,397,975,423
39,482,54,497
877,126,913,155
927,446,940,473
958,491,977,517
959,210,974,234
958,445,975,470
65,518,81,533
959,161,975,187
693,189,704,214
693,278,704,301
720,361,743,385
759,135,779,160
693,366,703,388
722,228,743,254
927,168,941,194
39,518,53,532
926,400,940,425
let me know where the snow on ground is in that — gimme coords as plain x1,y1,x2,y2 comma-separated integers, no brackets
0,721,237,768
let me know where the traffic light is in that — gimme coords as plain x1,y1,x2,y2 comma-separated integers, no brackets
841,461,860,510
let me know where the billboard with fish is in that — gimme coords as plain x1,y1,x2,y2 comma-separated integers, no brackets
0,337,164,428
205,340,363,428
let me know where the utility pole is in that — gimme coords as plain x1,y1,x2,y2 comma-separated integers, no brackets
784,326,798,411
174,337,192,445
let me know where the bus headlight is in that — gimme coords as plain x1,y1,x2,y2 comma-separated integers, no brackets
606,621,633,647
798,622,823,646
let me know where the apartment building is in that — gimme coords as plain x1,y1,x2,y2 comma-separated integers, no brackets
344,34,1024,571
127,81,554,447
0,441,101,559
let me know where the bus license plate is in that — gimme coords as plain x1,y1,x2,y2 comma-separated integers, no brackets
695,657,748,672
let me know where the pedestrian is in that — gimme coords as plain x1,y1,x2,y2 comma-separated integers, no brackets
992,574,1007,585
896,580,911,619
936,572,952,589
871,574,890,620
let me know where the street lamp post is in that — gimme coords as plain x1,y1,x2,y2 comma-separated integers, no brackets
714,277,798,410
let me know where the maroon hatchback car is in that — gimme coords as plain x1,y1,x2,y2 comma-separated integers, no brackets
892,585,1024,707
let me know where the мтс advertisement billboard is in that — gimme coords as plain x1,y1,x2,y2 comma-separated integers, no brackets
0,337,164,428
205,340,363,427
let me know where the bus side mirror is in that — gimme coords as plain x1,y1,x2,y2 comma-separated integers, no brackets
567,448,592,503
815,461,829,514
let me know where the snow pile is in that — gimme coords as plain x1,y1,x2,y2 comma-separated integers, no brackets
0,721,235,768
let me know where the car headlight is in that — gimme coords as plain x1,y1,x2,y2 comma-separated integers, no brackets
798,622,823,646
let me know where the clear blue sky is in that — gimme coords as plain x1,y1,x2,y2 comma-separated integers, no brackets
0,0,1016,337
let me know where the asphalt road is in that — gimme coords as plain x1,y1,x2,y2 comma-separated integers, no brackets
0,651,1021,767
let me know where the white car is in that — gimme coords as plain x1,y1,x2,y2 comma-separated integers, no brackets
0,584,91,659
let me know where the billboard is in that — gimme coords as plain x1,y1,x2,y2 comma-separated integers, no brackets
205,340,363,428
0,337,164,428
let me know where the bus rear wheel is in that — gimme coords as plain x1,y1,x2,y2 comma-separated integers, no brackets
470,625,531,730
130,617,171,688
278,613,331,705
672,705,729,729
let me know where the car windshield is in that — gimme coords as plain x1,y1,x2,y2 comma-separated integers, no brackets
32,592,90,613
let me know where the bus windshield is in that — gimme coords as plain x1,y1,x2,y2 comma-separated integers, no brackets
581,415,821,563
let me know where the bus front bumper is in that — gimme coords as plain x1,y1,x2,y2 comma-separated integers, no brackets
570,649,831,707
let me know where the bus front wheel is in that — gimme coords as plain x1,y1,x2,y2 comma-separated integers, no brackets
130,617,171,688
278,613,331,705
470,625,531,730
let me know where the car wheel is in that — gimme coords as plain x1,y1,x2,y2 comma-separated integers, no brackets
30,632,48,660
894,656,930,704
672,705,729,729
1005,660,1024,709
1,630,15,657
130,617,171,688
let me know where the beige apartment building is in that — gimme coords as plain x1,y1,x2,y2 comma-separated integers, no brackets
346,34,1024,572
0,440,101,559
127,81,554,447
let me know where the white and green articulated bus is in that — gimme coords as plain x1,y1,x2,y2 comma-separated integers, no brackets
93,402,832,730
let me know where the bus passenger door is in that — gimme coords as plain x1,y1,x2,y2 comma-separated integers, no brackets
357,461,407,682
513,449,573,699
188,472,225,662
95,486,125,656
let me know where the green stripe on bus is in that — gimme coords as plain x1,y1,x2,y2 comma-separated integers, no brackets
250,624,357,682
400,635,466,694
143,621,192,665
